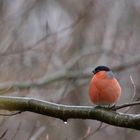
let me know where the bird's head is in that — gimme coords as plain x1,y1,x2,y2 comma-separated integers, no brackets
92,66,114,78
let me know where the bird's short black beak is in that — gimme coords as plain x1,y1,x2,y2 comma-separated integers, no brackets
92,70,96,74
92,70,95,74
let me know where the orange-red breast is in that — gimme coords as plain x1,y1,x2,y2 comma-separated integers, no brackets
89,66,121,105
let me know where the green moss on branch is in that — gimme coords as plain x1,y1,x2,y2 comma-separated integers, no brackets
0,96,140,130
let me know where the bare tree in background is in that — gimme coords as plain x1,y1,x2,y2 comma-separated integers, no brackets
0,0,139,140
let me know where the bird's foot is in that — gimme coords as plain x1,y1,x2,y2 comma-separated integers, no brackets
95,104,116,110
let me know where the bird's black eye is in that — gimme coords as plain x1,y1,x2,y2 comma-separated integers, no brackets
92,65,110,74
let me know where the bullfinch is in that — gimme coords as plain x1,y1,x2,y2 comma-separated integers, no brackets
89,66,121,105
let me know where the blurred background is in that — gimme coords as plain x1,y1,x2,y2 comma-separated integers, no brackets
0,0,139,140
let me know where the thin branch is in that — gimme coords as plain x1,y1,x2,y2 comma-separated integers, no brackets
112,101,140,110
130,75,136,102
0,96,140,130
0,129,8,139
78,127,92,140
29,126,46,140
0,111,22,116
78,122,103,140
113,55,140,72
0,55,140,93
11,122,22,140
123,75,137,113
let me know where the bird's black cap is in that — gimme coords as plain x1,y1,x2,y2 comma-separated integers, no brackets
92,66,110,74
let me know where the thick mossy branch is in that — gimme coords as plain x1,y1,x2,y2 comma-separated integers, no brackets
0,96,140,130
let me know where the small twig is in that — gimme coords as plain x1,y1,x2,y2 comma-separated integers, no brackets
130,75,136,102
0,111,22,116
29,126,46,140
58,81,71,103
91,122,103,135
0,129,8,139
78,122,109,140
79,122,103,140
123,75,137,113
0,55,139,92
113,101,140,110
11,122,22,140
78,127,92,140
0,86,12,95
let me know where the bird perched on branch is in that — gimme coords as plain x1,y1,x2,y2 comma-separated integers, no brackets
89,66,121,105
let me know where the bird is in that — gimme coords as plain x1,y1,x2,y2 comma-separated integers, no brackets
89,66,121,106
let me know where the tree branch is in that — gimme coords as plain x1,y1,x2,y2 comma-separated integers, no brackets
113,101,140,110
0,55,140,92
0,96,140,130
